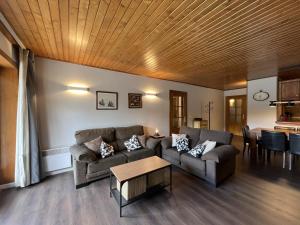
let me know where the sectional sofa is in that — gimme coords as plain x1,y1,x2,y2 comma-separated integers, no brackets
161,127,239,186
70,125,161,189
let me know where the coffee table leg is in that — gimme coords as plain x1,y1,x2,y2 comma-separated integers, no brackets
109,171,112,198
170,165,172,192
120,181,123,217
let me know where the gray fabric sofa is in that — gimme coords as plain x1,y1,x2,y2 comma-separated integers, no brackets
161,127,239,187
70,125,161,188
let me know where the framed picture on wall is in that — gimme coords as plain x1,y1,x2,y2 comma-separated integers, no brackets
96,91,118,110
128,93,142,108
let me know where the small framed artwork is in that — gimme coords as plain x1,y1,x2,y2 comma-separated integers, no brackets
96,91,118,110
128,93,142,108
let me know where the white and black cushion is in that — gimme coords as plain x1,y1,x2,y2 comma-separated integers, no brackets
124,135,142,152
176,137,189,152
99,141,114,158
172,133,187,147
188,143,206,158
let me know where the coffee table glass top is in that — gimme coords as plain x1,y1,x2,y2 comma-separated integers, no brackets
110,156,171,182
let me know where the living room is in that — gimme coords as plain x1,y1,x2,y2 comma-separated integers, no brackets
0,1,300,225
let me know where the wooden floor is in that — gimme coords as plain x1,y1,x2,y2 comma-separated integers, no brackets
1,136,300,225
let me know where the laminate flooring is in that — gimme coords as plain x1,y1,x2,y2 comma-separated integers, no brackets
1,137,300,225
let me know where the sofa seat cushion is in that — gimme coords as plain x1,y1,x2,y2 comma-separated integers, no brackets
122,148,155,162
87,153,126,174
181,153,206,177
162,148,182,165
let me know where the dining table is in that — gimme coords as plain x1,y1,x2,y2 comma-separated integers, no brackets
249,127,300,140
248,127,300,161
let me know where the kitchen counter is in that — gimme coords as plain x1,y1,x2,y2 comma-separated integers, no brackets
276,121,300,126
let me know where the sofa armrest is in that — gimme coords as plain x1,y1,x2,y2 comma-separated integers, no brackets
69,144,97,163
201,145,239,163
146,138,161,150
161,137,172,150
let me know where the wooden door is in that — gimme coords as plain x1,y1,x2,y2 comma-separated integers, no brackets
169,90,187,135
225,95,247,136
0,67,18,184
280,79,300,100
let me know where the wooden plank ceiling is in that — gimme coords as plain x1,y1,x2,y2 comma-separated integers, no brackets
1,0,300,90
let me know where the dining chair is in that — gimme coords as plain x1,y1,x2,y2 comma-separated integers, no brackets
261,130,288,168
288,133,300,170
242,125,251,155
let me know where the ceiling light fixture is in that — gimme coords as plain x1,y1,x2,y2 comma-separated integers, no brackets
269,100,300,107
269,101,276,107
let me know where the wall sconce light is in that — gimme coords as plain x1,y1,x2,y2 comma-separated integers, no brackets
66,85,90,94
143,93,158,97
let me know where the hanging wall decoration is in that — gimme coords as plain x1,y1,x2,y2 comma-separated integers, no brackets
96,91,118,110
128,93,142,108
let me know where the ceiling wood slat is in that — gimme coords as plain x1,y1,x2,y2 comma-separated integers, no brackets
59,0,69,60
48,0,64,60
1,0,300,90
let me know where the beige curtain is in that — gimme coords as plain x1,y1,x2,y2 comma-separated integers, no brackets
15,49,30,187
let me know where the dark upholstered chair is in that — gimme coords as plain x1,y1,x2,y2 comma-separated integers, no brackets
242,125,251,155
261,130,288,168
289,133,300,170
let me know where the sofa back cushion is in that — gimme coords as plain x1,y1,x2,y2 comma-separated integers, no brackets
116,125,144,151
75,128,115,146
180,127,201,148
199,129,233,146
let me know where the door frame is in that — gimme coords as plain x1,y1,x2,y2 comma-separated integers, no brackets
169,90,187,135
225,95,247,135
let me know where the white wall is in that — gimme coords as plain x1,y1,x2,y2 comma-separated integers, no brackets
36,58,224,171
247,77,277,129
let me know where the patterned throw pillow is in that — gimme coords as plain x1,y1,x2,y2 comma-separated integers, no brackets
172,134,187,147
124,135,142,151
188,144,207,158
99,141,114,158
176,137,189,152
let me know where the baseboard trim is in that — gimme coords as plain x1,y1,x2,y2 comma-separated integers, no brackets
0,182,15,190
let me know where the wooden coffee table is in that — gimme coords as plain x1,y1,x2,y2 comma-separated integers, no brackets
109,156,172,217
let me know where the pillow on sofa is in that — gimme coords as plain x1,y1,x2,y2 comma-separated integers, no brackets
137,135,146,148
201,140,217,155
99,141,114,158
84,136,103,153
124,135,142,151
176,137,189,152
172,134,187,147
188,143,206,158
